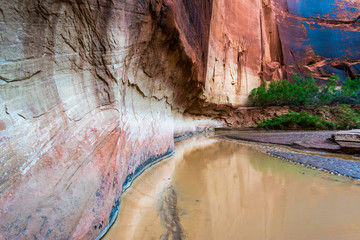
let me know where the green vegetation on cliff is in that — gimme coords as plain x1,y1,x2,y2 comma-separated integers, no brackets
258,111,335,130
249,75,360,106
257,105,360,130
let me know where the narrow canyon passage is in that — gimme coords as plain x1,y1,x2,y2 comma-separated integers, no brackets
1,0,359,238
103,134,360,240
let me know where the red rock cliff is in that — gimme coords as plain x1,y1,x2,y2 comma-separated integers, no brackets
272,0,360,81
0,1,217,239
0,0,359,239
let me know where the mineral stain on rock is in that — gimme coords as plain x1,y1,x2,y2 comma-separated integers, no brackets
0,120,5,131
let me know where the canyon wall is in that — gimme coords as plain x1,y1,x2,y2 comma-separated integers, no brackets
201,0,360,108
273,0,360,81
0,1,218,239
203,0,284,105
0,0,359,239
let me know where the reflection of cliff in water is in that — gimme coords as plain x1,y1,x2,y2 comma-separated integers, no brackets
158,185,185,240
104,135,360,240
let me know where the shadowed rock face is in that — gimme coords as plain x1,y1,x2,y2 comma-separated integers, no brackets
0,0,359,239
272,0,360,81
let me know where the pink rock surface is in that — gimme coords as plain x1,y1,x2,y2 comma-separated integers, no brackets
203,0,284,105
0,1,219,239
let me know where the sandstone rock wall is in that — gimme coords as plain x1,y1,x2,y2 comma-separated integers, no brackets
204,0,262,105
0,0,359,239
202,0,286,106
0,0,218,239
272,0,360,81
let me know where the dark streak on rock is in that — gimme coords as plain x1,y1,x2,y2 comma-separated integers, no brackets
0,70,41,83
17,113,27,120
0,8,6,22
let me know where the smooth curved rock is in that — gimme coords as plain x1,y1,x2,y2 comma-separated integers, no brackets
0,1,219,239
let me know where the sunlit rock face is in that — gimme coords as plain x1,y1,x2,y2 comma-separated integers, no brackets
0,0,218,239
272,0,360,81
203,0,284,105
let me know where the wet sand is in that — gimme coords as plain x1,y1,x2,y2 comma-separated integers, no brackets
104,134,360,240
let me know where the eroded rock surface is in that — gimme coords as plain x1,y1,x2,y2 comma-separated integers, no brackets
272,0,360,81
0,1,218,239
202,0,285,105
333,130,360,153
0,0,359,239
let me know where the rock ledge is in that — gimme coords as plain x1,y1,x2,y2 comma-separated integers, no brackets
333,130,360,153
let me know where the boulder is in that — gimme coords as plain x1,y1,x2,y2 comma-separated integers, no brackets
333,130,360,153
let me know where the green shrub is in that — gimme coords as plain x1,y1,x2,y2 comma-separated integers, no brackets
257,111,335,130
249,75,360,106
342,77,360,97
257,105,360,130
249,75,319,106
331,104,360,129
318,75,339,104
336,77,360,104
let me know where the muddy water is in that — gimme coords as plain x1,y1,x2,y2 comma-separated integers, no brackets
104,135,360,240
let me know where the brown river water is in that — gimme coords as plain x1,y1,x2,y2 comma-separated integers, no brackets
103,134,360,240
